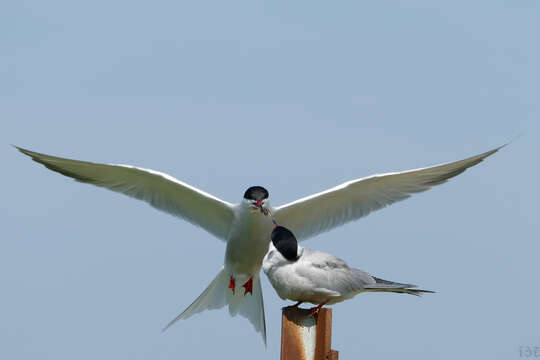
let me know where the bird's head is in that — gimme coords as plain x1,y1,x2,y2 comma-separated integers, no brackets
271,226,298,261
243,186,270,216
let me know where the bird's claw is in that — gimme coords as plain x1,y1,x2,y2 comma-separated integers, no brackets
228,276,235,294
242,277,253,296
308,307,320,317
308,301,328,316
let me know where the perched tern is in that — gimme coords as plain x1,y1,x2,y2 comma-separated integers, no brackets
263,226,434,315
16,144,501,344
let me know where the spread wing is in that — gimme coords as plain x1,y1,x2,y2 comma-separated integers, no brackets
273,146,503,241
16,147,235,241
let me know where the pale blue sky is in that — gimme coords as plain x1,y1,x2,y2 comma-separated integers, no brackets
2,1,539,359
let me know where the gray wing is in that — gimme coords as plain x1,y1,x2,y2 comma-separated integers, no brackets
16,147,235,241
295,249,375,296
296,250,434,296
274,146,503,242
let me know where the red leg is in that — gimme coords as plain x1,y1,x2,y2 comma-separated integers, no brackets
242,277,253,296
282,301,303,310
228,276,235,294
308,301,328,316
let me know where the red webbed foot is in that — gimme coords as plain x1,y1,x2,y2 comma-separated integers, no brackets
242,277,253,296
308,301,328,316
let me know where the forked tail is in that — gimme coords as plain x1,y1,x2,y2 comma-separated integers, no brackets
162,267,267,345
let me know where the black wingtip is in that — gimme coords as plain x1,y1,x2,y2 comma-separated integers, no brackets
13,145,32,156
416,289,436,294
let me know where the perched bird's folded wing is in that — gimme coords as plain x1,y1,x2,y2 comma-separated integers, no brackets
274,146,503,241
16,147,235,241
295,249,366,296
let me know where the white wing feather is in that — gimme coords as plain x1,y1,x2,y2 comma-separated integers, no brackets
17,147,235,241
273,146,502,241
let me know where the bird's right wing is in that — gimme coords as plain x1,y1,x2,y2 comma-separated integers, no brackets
16,147,235,241
274,146,503,241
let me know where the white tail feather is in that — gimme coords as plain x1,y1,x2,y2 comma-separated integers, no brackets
163,267,267,345
236,274,266,346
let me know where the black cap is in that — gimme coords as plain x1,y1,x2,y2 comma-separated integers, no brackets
271,226,298,262
243,186,269,201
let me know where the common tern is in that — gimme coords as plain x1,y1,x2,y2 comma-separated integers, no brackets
16,144,501,343
16,147,273,344
263,226,434,315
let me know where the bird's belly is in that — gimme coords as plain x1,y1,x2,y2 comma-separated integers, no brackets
267,266,335,305
225,219,273,275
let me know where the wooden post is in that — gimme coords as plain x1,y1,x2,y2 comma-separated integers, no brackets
281,308,339,360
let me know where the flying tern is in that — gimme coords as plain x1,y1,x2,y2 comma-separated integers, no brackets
16,144,501,343
263,226,434,315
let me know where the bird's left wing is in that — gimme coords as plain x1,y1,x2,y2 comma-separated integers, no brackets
273,146,502,242
295,248,366,295
16,147,235,241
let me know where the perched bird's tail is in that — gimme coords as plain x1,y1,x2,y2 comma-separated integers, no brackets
362,275,435,296
162,267,266,345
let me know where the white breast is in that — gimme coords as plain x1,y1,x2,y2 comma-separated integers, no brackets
224,204,274,275
263,246,344,305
